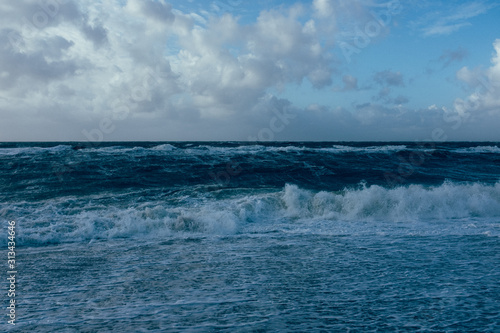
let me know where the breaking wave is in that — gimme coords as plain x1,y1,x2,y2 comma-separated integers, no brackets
453,146,500,154
3,181,499,246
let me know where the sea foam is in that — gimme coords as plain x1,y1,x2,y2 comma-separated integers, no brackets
2,181,499,246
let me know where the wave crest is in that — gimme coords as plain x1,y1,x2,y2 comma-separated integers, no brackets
281,182,500,221
3,181,499,246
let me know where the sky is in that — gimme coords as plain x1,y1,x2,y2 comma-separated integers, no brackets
0,0,499,141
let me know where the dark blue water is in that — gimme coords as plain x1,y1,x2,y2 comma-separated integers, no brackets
1,142,499,331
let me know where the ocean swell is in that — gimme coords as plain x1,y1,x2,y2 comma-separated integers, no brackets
2,181,499,246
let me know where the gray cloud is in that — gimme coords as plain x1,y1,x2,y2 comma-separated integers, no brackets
81,21,108,48
371,70,405,104
341,75,358,91
393,95,409,105
0,31,78,89
426,46,469,75
0,1,498,142
140,0,175,23
439,47,468,68
374,70,405,87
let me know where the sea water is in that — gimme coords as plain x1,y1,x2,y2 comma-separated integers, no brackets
0,142,499,331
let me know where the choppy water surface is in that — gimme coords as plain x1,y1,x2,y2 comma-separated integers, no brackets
1,142,499,331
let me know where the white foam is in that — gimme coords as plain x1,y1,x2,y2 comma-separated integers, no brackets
0,144,423,158
227,145,407,154
3,181,499,246
177,144,408,156
327,145,407,153
4,144,499,158
150,144,177,151
85,146,147,154
189,145,266,155
453,146,500,154
280,182,500,222
0,145,72,155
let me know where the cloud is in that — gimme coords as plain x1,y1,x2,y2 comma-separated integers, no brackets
0,29,78,88
423,22,470,37
341,74,358,91
455,39,500,112
393,95,409,105
0,1,497,142
406,39,500,141
370,70,408,105
126,0,175,24
0,0,338,136
165,5,336,118
81,20,108,48
0,0,181,133
374,70,404,87
425,46,468,75
418,1,494,37
288,102,456,141
313,0,334,18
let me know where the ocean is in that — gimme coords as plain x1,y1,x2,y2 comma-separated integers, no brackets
1,142,499,332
